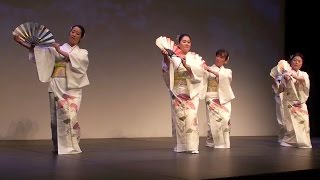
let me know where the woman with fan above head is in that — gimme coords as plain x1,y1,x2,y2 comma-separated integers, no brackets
13,24,89,154
273,53,312,148
156,34,205,154
201,49,235,149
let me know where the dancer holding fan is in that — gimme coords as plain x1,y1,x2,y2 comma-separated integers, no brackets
13,22,89,154
271,54,312,148
156,34,205,154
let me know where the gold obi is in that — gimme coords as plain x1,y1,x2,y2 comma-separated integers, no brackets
52,62,67,78
174,71,188,87
207,78,218,92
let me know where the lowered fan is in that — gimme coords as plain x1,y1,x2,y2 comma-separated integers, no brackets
12,22,55,46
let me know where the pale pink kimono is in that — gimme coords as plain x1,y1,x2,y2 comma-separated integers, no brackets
30,43,89,154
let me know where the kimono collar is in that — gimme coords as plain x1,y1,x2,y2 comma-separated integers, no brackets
212,64,225,70
61,43,79,53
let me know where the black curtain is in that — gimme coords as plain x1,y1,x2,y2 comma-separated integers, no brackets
285,1,319,137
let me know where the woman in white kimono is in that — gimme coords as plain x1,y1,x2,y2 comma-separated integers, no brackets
270,65,286,144
160,34,204,154
13,25,89,154
279,53,312,148
201,49,235,149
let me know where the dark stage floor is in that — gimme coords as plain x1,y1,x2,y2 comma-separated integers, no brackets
0,137,320,179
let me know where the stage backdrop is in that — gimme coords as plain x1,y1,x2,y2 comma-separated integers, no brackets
0,0,285,140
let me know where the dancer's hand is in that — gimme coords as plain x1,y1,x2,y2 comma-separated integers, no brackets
52,43,61,53
13,35,23,44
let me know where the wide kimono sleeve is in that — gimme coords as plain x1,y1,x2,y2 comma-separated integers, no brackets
219,68,232,82
66,48,90,89
186,52,206,99
299,71,310,103
270,66,284,93
199,69,210,100
187,53,205,83
218,68,235,104
31,46,59,82
161,59,170,89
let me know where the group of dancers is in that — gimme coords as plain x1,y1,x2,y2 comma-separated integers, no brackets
158,34,311,154
12,26,311,155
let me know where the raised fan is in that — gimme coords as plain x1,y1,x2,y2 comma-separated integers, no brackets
12,22,55,46
155,36,176,57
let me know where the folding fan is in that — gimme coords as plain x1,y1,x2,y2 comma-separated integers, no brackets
12,22,55,46
155,36,176,57
277,60,291,74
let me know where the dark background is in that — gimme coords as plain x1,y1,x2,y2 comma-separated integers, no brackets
285,1,319,137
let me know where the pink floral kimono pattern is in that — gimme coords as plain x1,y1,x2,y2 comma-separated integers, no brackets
172,70,200,152
31,43,89,154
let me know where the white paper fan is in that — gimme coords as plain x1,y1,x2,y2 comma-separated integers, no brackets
155,36,176,57
277,60,291,74
12,22,55,46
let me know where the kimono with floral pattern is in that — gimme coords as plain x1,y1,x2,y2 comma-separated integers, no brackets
30,43,89,154
166,46,204,152
280,70,311,148
202,65,234,148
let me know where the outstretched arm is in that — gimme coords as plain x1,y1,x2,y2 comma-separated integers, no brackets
206,67,219,77
13,35,34,50
203,63,219,77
